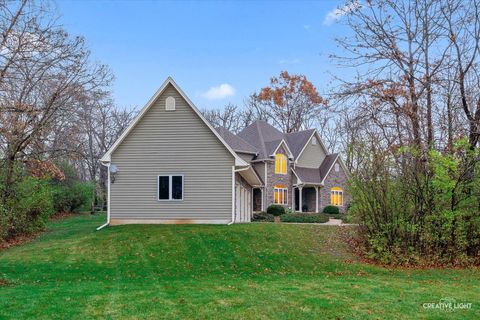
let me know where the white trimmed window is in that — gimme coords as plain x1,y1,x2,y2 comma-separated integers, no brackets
275,154,287,174
158,175,183,200
273,184,288,205
335,163,340,172
330,187,343,206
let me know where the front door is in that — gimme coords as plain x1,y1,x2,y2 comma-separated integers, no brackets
294,187,299,211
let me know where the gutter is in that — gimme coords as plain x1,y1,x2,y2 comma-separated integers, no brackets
96,161,111,230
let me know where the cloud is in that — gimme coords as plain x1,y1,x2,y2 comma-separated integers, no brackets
323,1,361,26
303,24,311,31
279,58,300,65
202,84,235,100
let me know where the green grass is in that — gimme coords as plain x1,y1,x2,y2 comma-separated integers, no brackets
0,214,478,319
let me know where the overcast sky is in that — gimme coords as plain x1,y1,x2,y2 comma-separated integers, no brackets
57,0,352,110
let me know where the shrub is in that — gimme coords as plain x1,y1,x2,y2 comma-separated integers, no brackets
348,140,480,266
324,213,343,219
280,213,329,223
252,212,274,222
52,181,95,213
323,205,339,215
267,205,286,216
2,176,54,241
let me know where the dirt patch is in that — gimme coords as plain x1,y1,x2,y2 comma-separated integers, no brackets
1,212,81,251
0,232,44,251
49,211,75,221
0,278,11,286
338,226,480,270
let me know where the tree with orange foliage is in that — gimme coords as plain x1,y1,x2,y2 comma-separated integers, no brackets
249,71,327,133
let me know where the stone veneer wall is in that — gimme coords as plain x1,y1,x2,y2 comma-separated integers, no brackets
319,159,350,213
265,144,294,210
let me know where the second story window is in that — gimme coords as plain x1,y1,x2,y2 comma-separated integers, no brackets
275,153,287,174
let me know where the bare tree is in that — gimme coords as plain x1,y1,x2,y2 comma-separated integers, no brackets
0,0,112,201
248,71,327,133
442,0,480,149
202,103,254,133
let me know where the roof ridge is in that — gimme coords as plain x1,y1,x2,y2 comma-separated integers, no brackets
256,120,269,159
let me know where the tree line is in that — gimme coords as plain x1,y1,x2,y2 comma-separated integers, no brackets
204,0,480,265
0,1,136,241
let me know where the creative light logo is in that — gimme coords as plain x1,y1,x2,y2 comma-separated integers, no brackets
422,297,473,312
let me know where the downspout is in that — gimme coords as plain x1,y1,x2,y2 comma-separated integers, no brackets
229,165,236,225
229,165,252,225
264,162,267,213
96,162,111,230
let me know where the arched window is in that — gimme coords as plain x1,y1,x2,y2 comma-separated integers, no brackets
331,187,343,206
165,96,175,111
275,154,287,174
274,184,288,205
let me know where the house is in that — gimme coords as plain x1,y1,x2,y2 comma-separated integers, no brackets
98,77,349,227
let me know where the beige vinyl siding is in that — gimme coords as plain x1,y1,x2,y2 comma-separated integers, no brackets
110,84,234,221
296,135,326,168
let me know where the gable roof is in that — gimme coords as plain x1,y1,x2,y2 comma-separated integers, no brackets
100,77,247,166
215,126,258,155
284,129,316,159
293,153,348,185
292,166,322,184
238,120,329,162
237,120,283,160
319,153,339,182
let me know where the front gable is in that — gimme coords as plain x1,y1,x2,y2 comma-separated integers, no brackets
101,77,246,166
320,157,350,212
296,132,327,168
112,83,234,162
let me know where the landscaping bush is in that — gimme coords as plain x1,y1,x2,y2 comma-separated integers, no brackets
280,213,329,223
349,140,480,266
267,204,286,216
52,181,95,213
251,212,274,222
324,213,343,219
323,205,339,215
1,176,54,241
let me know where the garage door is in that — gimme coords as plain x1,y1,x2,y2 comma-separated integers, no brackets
235,183,251,223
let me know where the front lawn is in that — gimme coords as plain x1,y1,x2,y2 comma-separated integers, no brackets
0,214,478,319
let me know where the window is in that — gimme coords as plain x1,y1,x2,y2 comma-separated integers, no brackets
274,184,288,205
335,163,340,172
165,96,175,111
312,137,317,145
331,187,343,206
275,153,287,174
158,175,183,200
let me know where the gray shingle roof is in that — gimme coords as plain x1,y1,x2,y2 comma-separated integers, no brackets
231,121,337,177
237,120,283,159
293,166,322,184
319,153,339,181
215,126,258,154
284,129,316,159
294,154,339,184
